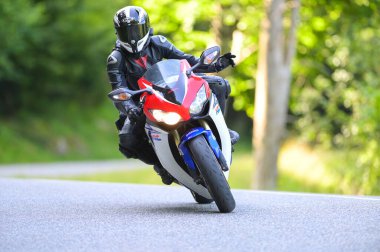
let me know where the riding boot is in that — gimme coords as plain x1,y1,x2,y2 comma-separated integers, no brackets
153,163,174,185
229,129,240,145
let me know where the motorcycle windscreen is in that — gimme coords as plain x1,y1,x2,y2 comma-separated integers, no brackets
143,59,187,105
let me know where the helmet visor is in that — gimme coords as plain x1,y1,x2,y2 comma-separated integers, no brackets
116,24,149,44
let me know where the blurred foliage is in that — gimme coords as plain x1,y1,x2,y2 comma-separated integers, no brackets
0,0,379,194
290,0,380,194
0,0,115,116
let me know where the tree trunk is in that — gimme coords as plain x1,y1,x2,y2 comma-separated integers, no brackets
253,0,299,190
211,2,237,117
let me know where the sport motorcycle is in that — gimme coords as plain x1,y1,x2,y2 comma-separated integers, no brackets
108,46,235,213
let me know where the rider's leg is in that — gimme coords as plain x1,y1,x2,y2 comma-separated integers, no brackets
117,115,158,164
116,115,174,185
201,76,240,145
201,75,230,114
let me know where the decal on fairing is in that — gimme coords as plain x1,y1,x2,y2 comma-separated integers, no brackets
151,134,162,141
145,124,163,145
144,124,160,134
213,97,221,114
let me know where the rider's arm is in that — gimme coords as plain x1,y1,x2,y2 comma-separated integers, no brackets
106,48,141,117
106,48,127,90
151,35,220,73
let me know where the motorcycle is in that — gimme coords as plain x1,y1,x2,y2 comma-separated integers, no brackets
108,46,235,213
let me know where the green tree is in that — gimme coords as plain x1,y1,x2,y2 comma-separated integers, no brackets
253,0,300,189
0,0,45,116
0,0,114,117
291,0,380,194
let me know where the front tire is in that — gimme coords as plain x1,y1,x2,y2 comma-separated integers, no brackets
188,135,235,213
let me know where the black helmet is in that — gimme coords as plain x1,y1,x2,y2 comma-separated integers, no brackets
113,6,150,53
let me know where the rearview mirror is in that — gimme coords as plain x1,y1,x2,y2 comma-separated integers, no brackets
200,46,220,65
108,87,152,102
108,88,133,101
185,46,221,76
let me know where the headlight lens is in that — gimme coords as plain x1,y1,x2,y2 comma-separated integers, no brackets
151,110,182,125
190,85,207,115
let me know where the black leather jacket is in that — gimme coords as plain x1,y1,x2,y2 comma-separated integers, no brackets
106,35,220,90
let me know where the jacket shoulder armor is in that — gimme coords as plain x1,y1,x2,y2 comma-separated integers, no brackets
150,35,173,50
107,49,124,66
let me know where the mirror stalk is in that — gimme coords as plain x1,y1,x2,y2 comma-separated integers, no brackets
186,62,201,77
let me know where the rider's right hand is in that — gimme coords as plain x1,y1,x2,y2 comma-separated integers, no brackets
215,53,236,71
125,101,142,121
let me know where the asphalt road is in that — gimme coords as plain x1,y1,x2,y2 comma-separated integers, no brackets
0,160,145,177
1,178,379,251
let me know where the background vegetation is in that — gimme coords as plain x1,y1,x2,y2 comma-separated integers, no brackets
1,0,379,194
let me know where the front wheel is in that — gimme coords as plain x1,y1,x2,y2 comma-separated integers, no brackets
188,135,235,213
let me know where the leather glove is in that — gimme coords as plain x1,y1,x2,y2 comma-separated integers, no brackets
215,52,236,71
124,100,142,121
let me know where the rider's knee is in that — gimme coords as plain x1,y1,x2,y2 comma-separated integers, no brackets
119,132,138,150
223,79,231,98
207,76,231,99
216,77,231,99
115,116,126,131
119,143,137,159
119,132,159,165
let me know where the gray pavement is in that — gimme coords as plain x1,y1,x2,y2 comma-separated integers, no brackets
1,178,379,251
0,160,145,177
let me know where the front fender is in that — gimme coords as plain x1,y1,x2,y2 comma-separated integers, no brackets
178,127,222,171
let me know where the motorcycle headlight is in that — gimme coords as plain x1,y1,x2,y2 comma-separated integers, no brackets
190,85,207,115
151,110,182,125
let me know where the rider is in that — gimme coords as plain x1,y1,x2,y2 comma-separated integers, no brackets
107,6,239,185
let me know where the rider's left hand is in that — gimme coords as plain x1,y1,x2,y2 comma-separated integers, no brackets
215,52,236,71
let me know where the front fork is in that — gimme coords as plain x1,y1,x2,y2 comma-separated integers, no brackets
177,124,229,182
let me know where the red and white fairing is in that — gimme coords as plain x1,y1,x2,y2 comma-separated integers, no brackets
136,59,231,199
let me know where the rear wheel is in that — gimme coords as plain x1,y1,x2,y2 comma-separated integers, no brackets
190,190,214,204
188,135,235,213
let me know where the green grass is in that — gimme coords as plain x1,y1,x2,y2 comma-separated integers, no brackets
59,154,333,194
59,140,365,195
0,102,121,164
67,167,161,184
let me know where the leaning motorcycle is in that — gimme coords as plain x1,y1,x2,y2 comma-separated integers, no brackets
108,46,236,213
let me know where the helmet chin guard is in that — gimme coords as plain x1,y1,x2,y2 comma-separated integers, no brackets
119,31,150,53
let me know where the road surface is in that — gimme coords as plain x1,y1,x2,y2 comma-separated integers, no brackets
0,160,145,177
0,178,379,251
